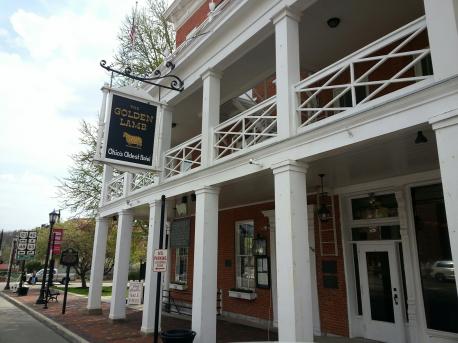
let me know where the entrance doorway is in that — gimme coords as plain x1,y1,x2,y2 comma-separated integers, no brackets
357,243,405,343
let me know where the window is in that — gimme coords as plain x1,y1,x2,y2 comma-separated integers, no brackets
351,193,398,220
412,184,458,333
174,247,188,284
414,54,433,77
235,221,255,289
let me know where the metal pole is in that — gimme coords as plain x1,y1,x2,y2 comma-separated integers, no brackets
62,265,70,314
18,260,25,290
153,195,166,343
4,239,17,290
44,232,56,309
36,223,54,304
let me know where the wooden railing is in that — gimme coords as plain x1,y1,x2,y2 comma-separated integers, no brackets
295,17,432,128
214,96,277,159
164,135,202,178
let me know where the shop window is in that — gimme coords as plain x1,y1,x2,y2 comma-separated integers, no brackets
412,184,458,333
175,247,188,284
235,221,255,290
351,193,398,220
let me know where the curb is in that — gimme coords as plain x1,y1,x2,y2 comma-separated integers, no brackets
0,291,90,343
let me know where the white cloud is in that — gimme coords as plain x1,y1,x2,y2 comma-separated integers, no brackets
0,1,137,230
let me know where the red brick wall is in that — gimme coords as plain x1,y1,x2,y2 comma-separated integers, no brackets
175,0,225,47
310,194,349,337
168,197,349,336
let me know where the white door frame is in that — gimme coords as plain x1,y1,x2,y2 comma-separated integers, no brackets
357,242,406,343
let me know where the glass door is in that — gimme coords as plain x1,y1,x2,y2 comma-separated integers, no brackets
358,243,405,343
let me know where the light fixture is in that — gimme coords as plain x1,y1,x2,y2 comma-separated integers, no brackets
253,235,267,256
317,174,331,222
49,209,59,226
415,130,428,144
327,17,340,28
172,122,177,128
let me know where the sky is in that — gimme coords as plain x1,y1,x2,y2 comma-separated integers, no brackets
0,0,149,231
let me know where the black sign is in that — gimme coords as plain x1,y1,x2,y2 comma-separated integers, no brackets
170,219,190,248
104,94,157,167
60,248,79,267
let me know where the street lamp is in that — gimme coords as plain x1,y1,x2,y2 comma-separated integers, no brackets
36,209,60,304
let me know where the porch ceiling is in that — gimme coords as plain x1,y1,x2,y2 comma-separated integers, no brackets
216,125,438,209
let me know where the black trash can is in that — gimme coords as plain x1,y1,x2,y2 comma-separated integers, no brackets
160,329,196,343
17,287,29,296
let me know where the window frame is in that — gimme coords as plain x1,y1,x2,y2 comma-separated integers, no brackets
234,220,255,290
174,247,188,284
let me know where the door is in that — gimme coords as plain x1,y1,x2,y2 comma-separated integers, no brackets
358,243,405,343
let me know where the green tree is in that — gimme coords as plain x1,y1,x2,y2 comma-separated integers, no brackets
57,121,102,217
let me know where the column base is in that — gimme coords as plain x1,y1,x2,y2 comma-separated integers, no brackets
109,314,126,321
87,308,103,315
140,327,158,335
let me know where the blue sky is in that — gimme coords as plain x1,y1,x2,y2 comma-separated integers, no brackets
0,0,142,231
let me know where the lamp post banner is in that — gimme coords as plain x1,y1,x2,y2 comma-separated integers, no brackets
101,93,158,171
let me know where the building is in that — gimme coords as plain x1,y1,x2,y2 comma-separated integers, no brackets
87,1,458,342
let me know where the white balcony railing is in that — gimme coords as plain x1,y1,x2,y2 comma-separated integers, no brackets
214,96,277,159
105,174,125,202
295,16,432,128
130,171,156,192
164,135,202,178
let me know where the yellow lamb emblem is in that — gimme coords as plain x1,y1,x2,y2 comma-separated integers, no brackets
123,132,143,149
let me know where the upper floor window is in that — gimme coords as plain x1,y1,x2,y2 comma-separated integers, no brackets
235,220,255,289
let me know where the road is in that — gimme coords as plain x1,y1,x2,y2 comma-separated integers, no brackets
0,295,70,343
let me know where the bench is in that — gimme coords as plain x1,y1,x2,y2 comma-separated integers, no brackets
47,289,60,302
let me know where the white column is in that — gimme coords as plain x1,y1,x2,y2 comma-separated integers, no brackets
430,111,458,295
87,217,109,313
424,0,458,80
272,7,301,139
100,165,113,205
109,209,133,320
201,70,222,167
395,190,418,342
141,200,163,334
272,160,313,342
191,186,220,343
262,210,278,328
155,106,173,180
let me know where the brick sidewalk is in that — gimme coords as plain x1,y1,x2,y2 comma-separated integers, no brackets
3,288,277,343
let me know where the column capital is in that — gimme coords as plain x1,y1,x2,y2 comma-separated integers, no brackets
201,68,223,81
194,185,220,196
95,216,109,224
160,104,174,113
429,109,458,130
271,160,308,175
271,6,301,25
118,209,133,216
149,199,162,209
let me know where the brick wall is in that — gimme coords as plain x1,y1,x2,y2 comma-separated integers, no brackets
175,0,225,47
168,196,349,336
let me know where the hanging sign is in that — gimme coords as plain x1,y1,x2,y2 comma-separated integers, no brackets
52,228,64,255
100,89,158,171
16,231,37,260
170,219,190,248
153,249,168,272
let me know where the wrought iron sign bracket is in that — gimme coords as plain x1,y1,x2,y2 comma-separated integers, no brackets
100,60,184,92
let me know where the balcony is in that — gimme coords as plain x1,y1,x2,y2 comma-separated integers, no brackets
102,16,435,203
295,17,431,130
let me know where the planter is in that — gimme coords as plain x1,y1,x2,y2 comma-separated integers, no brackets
228,290,257,300
169,283,188,291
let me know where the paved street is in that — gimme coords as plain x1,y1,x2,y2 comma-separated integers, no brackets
0,295,70,343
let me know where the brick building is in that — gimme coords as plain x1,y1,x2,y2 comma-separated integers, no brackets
88,1,458,342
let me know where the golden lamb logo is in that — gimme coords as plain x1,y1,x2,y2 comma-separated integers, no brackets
123,132,143,149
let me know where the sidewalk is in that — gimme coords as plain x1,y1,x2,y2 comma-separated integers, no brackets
1,288,278,343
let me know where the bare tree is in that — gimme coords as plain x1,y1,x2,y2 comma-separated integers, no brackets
113,0,175,84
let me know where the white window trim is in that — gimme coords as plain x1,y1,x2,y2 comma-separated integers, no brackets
234,219,255,290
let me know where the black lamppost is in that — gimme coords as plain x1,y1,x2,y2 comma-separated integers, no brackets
4,238,17,290
36,209,60,304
